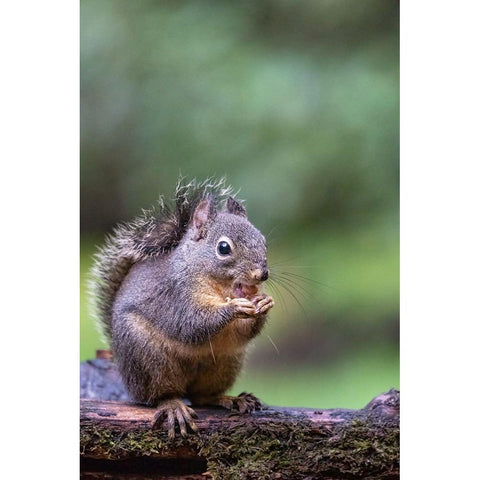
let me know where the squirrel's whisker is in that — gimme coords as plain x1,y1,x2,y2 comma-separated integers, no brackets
269,276,307,315
271,273,325,309
264,224,281,245
208,335,216,364
268,256,303,268
265,279,288,313
266,334,280,356
277,271,339,292
271,273,314,300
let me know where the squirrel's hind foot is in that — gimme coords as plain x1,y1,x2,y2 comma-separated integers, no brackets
152,399,198,439
217,392,263,414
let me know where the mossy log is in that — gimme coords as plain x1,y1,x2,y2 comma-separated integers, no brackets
80,353,399,480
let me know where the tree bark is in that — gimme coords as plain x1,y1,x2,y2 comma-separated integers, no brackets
80,354,399,480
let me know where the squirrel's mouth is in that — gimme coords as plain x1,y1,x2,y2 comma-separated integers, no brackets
232,282,259,299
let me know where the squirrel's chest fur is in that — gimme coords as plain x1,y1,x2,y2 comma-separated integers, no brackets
113,257,254,353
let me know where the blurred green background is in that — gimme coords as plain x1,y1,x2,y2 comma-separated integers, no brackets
81,0,399,409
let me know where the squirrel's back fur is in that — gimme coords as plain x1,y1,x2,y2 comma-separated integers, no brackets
89,178,237,343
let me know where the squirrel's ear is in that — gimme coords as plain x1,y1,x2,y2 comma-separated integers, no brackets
226,196,247,217
192,195,216,241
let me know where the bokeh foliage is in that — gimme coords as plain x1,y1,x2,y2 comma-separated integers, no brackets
81,0,399,408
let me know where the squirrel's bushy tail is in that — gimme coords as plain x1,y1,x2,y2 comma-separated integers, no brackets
89,177,236,344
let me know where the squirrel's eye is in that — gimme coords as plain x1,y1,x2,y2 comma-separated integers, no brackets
217,241,232,256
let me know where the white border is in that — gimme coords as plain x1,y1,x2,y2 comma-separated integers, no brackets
401,0,480,476
1,2,79,478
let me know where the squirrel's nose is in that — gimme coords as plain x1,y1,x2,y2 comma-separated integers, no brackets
252,267,269,282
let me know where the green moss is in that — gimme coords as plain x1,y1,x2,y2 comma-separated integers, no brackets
80,426,198,459
81,410,399,479
196,415,398,479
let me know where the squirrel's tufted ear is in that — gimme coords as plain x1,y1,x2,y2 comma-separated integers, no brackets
226,196,247,217
192,195,217,241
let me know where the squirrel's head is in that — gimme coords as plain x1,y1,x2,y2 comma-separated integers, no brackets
181,195,269,298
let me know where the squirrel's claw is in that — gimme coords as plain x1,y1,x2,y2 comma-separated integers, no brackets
229,297,257,317
217,392,262,414
253,295,275,315
152,399,198,439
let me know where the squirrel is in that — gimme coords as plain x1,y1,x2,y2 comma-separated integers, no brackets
89,178,274,438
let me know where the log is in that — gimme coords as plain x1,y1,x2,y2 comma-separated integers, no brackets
80,353,399,479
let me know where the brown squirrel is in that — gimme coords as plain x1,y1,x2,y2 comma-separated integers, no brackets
90,178,274,438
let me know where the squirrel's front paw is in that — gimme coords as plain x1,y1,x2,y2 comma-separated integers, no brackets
152,399,198,439
228,297,256,317
252,294,275,315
